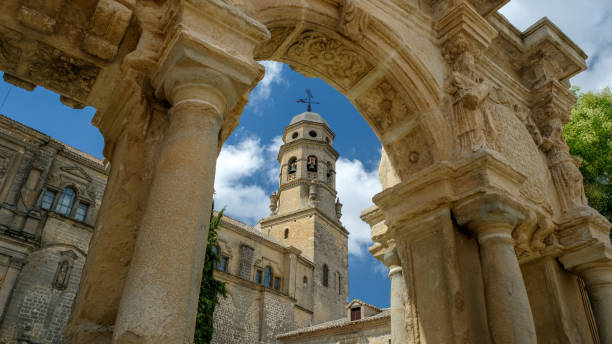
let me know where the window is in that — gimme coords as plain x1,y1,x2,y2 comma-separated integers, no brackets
303,276,308,288
41,189,56,210
288,157,297,174
326,161,333,178
291,132,298,139
307,156,317,172
351,307,361,321
325,137,330,144
264,266,272,287
309,130,317,137
55,188,76,216
322,264,329,287
211,246,219,269
74,202,89,221
219,257,228,272
273,277,280,290
284,228,289,239
337,272,342,295
255,269,263,284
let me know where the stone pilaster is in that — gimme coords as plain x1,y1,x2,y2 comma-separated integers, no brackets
0,257,25,322
454,192,537,344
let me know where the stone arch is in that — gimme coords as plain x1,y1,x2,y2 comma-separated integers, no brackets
240,0,449,181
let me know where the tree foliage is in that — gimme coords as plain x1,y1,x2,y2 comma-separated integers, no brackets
564,87,612,238
194,205,227,344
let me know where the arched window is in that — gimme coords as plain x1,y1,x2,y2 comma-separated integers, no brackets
336,272,342,295
55,187,76,216
284,228,289,239
326,161,333,178
307,155,317,172
288,157,298,174
264,266,272,287
322,264,329,287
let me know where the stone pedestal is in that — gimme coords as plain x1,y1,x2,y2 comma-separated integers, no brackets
561,243,612,344
454,193,537,344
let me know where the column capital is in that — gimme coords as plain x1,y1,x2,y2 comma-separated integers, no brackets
560,242,612,279
453,192,526,243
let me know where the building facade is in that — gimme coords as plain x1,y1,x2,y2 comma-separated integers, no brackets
0,115,106,344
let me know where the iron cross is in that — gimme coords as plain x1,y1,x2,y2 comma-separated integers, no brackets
296,89,320,112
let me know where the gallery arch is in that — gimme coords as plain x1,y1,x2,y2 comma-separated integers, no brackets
0,0,609,343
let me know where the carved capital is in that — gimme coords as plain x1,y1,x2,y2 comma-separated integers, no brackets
82,0,133,61
453,192,526,244
560,243,612,289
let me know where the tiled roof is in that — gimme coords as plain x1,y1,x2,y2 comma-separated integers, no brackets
277,309,390,338
346,298,383,311
215,211,288,249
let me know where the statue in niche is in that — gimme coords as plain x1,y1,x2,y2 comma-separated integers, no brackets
308,182,319,208
52,260,71,290
539,118,587,212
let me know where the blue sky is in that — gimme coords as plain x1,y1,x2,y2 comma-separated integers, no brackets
0,0,610,309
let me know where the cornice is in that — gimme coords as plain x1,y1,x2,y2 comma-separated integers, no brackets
279,179,337,198
278,138,339,161
261,207,348,236
283,120,335,139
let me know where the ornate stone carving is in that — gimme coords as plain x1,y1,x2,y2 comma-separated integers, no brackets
285,30,373,90
335,198,343,220
385,125,434,178
52,250,77,291
269,192,278,215
0,26,23,73
337,0,369,43
254,27,294,60
3,74,35,91
539,118,588,213
27,44,100,100
82,0,133,61
355,79,415,132
17,0,66,33
443,34,498,155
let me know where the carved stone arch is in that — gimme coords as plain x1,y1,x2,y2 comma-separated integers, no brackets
241,0,448,181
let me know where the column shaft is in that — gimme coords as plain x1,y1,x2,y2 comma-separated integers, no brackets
113,101,222,343
478,230,537,344
582,267,612,343
389,266,406,344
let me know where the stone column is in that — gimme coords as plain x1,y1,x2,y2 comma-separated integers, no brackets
454,192,537,344
386,252,407,344
560,243,612,343
112,85,225,343
0,257,25,321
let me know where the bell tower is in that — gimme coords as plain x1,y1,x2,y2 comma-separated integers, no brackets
260,111,348,324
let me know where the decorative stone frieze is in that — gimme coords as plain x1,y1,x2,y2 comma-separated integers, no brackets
284,30,373,90
82,0,133,61
337,0,369,43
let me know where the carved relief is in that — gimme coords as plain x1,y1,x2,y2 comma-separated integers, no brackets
355,79,414,133
269,192,278,215
27,44,100,100
337,0,369,43
17,0,66,33
82,0,133,61
386,125,434,178
254,27,293,60
443,34,498,155
0,26,23,73
52,250,77,291
284,30,373,90
539,118,588,212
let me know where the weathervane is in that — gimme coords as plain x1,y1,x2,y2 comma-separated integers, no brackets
296,89,320,112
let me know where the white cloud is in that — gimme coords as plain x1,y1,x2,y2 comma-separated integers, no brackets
336,157,382,257
499,0,612,90
214,136,273,224
215,134,383,257
249,61,286,107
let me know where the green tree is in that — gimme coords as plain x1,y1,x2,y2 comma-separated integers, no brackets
564,87,612,240
194,205,227,344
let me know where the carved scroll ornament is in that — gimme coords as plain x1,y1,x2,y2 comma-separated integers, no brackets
338,0,369,43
